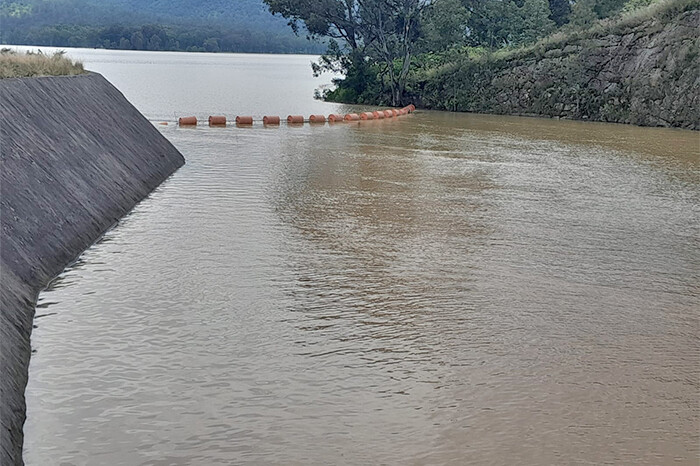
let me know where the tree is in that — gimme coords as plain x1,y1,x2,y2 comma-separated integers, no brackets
264,0,432,105
420,0,471,52
203,38,220,52
360,0,432,105
130,31,144,49
514,0,556,44
263,0,362,49
147,33,161,50
548,0,572,26
569,0,598,27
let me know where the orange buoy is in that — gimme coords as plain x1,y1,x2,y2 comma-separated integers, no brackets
373,111,385,119
408,104,416,112
399,108,408,115
287,115,304,124
263,115,280,125
328,114,344,122
236,116,253,125
392,109,400,117
178,116,197,126
384,110,394,118
344,113,360,121
360,112,374,120
309,114,326,123
209,115,227,126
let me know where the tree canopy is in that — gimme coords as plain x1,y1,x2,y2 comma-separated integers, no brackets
264,0,651,104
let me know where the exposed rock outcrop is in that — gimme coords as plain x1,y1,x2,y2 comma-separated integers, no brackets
418,8,699,129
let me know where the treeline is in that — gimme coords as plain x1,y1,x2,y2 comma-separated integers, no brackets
0,0,325,53
5,23,322,53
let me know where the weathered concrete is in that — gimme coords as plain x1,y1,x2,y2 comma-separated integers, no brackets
0,72,185,465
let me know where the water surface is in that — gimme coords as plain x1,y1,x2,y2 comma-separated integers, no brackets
18,47,700,465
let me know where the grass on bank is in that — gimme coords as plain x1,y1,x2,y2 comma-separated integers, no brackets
488,0,700,63
0,49,85,79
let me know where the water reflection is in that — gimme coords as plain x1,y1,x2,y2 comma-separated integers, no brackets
23,50,700,466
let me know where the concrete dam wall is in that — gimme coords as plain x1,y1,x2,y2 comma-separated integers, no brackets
0,72,185,464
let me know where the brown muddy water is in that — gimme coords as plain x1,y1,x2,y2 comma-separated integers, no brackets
14,47,700,465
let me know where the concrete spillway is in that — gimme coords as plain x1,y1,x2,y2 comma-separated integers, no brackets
0,72,185,464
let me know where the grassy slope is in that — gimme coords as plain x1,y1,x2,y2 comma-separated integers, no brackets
0,50,85,78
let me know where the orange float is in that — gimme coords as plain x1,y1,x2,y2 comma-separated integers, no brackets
360,112,374,120
263,115,280,125
407,104,416,112
235,116,253,125
208,115,227,126
178,116,197,126
344,113,361,121
372,111,384,119
328,114,344,122
392,109,400,117
309,114,326,123
287,115,304,124
384,110,394,118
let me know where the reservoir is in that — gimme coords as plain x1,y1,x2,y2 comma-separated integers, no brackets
19,48,699,465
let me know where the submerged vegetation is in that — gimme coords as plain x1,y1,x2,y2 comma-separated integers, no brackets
0,49,85,78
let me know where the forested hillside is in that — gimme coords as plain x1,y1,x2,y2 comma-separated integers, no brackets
0,0,325,53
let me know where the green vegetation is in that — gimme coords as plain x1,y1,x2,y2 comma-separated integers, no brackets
0,0,325,54
0,49,85,78
410,0,699,128
269,0,693,106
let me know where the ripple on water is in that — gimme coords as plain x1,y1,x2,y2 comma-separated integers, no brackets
23,57,700,465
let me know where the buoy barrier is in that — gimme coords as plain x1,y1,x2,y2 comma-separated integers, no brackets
175,105,416,129
309,114,326,123
209,116,227,126
178,116,197,126
236,116,253,125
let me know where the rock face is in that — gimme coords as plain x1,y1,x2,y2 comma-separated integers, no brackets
419,9,699,129
0,72,185,465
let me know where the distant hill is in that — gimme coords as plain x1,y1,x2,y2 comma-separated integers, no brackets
0,0,325,53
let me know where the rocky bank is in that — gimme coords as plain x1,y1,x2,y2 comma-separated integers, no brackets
417,6,699,129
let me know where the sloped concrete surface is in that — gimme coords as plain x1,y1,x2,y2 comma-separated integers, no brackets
0,72,185,464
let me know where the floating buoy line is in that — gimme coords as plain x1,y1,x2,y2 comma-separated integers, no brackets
168,105,416,127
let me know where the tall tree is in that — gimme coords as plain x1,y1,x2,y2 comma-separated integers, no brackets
548,0,572,26
360,0,432,105
264,0,432,105
263,0,362,49
420,0,471,51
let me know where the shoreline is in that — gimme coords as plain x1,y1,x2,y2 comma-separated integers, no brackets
0,72,185,465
